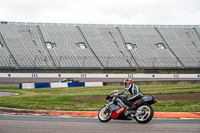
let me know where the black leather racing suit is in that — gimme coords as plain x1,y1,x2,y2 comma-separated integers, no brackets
118,81,143,109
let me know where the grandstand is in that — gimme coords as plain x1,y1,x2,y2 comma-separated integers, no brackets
0,21,200,72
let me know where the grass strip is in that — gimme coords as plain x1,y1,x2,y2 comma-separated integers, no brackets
0,84,200,112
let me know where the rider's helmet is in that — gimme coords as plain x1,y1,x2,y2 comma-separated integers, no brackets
124,79,133,88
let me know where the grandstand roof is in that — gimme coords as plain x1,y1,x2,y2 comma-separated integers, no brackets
0,21,200,28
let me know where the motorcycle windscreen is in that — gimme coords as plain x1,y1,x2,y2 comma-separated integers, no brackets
111,106,125,119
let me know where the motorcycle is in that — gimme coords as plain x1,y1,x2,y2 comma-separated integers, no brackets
98,90,157,124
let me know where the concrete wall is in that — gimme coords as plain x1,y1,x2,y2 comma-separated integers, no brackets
1,73,200,78
104,80,200,86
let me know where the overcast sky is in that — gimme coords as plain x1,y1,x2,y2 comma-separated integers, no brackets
0,0,199,25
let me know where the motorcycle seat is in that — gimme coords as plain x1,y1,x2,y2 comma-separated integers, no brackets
127,94,142,102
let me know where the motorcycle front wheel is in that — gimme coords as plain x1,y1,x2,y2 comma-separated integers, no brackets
98,105,111,122
135,104,154,124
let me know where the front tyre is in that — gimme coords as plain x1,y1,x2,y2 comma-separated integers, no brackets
98,105,111,122
135,104,154,124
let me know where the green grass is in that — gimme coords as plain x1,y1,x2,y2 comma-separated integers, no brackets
152,101,200,112
0,84,200,112
0,86,19,90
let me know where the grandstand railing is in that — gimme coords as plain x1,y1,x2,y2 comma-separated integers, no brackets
0,21,199,28
1,55,200,69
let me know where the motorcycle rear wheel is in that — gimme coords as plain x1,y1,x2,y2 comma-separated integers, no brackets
135,104,154,124
98,105,111,122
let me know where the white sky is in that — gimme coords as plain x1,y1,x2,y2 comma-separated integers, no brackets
0,0,200,25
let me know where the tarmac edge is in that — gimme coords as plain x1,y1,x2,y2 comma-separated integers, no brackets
0,107,200,118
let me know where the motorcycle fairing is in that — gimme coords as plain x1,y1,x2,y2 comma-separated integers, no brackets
111,106,125,119
141,95,157,104
109,101,124,113
133,100,144,106
142,95,154,101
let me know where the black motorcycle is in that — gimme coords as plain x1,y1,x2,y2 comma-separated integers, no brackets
98,90,157,123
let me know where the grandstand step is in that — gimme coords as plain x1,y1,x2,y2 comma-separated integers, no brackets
77,26,104,69
36,25,57,68
116,27,139,68
154,27,185,68
0,32,19,68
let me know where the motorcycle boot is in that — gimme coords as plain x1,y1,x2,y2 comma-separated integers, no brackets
120,96,137,111
126,100,137,111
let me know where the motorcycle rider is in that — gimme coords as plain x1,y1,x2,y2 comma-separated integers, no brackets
118,79,143,110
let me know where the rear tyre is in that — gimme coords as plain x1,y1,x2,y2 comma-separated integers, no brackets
135,104,154,124
98,105,111,122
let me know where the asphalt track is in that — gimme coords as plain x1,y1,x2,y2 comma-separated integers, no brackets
1,77,200,133
0,77,200,86
0,114,200,133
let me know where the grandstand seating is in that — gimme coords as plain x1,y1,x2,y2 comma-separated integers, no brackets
0,25,52,68
119,27,180,68
39,26,101,68
158,28,200,67
0,22,200,69
79,27,135,68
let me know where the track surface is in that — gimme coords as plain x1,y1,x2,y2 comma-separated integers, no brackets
1,78,200,132
0,114,199,133
0,77,200,86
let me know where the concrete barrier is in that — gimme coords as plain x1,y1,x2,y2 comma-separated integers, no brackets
35,83,51,88
68,82,85,87
50,83,68,88
2,73,200,78
19,83,35,89
19,82,103,89
85,82,103,87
